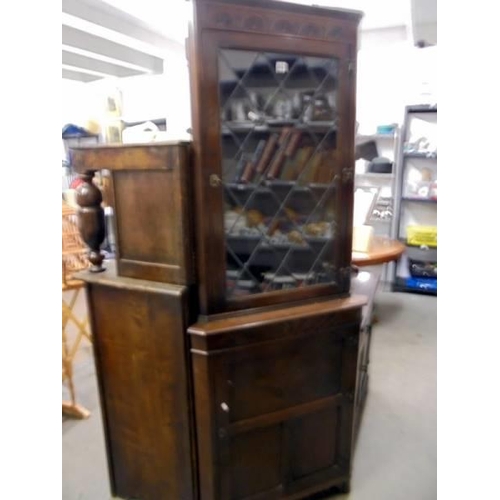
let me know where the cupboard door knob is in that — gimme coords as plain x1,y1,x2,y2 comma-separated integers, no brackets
209,174,222,187
221,402,230,412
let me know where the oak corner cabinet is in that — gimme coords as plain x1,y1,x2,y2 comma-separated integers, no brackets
71,1,367,499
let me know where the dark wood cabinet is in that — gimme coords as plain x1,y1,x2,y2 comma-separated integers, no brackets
189,297,364,499
71,1,367,499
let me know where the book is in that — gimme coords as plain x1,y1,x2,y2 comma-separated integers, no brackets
255,133,279,175
293,146,314,183
277,126,293,146
266,127,297,180
266,147,287,180
233,154,249,182
298,149,322,185
240,139,267,183
284,130,302,158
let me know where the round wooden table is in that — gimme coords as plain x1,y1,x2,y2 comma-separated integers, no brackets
352,236,405,267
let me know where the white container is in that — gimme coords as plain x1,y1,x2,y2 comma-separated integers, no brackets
352,225,374,253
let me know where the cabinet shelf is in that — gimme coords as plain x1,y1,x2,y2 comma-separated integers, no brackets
222,120,337,135
226,180,332,194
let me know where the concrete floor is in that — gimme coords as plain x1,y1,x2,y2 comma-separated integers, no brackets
62,289,436,500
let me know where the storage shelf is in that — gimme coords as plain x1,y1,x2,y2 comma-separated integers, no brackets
393,276,437,295
356,133,395,144
355,172,394,179
369,218,392,223
401,197,437,204
390,103,437,294
407,104,437,113
404,151,437,159
399,238,437,249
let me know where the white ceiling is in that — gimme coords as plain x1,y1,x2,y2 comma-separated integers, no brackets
62,0,187,82
62,0,435,83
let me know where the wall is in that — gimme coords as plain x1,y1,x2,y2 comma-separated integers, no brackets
61,46,192,141
61,5,436,140
62,79,93,127
356,30,436,135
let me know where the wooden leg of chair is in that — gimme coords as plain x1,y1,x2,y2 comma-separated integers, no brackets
62,401,90,419
62,289,91,419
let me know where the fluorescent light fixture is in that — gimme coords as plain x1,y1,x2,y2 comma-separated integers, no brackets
62,12,166,58
62,44,153,73
62,64,111,79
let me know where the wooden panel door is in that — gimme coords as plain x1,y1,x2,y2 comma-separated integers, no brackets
192,319,360,499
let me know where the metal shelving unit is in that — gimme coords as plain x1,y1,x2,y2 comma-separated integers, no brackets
390,104,437,295
354,131,398,238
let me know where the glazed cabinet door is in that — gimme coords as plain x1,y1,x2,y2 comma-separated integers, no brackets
189,3,359,314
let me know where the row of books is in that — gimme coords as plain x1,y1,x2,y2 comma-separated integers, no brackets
231,127,337,185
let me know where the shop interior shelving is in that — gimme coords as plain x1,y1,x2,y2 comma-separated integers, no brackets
390,104,437,295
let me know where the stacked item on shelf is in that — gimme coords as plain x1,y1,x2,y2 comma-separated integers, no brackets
391,104,437,294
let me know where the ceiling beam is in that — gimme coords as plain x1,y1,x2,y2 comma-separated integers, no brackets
62,0,182,54
62,50,143,78
62,24,164,73
62,68,101,83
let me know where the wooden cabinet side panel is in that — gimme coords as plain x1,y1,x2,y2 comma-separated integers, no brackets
111,146,194,285
87,284,196,500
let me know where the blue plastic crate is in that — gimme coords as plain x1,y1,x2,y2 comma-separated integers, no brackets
405,277,437,293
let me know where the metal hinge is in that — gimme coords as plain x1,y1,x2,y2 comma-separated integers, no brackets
342,168,354,183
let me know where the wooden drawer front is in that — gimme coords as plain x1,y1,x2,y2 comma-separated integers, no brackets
216,326,357,424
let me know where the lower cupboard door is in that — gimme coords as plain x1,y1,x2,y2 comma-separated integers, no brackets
219,403,351,500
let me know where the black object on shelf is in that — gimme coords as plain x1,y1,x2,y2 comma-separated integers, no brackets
409,259,437,278
367,157,393,174
355,139,378,161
